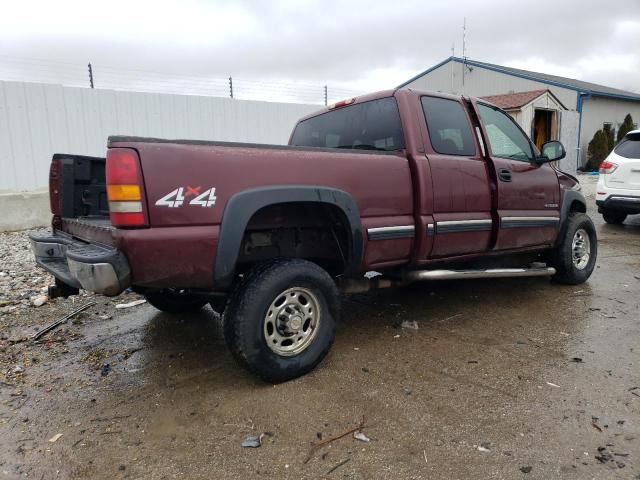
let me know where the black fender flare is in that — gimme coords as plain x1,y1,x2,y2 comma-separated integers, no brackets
214,186,364,289
556,189,587,245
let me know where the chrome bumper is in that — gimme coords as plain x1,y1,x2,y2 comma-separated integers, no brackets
30,231,130,296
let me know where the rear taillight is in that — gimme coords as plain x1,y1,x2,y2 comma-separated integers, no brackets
106,148,148,227
599,161,618,174
49,157,61,216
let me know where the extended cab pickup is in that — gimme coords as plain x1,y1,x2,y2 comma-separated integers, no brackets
30,89,596,382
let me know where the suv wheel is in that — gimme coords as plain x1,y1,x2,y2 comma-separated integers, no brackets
144,289,208,313
222,259,339,383
549,213,597,285
602,209,627,225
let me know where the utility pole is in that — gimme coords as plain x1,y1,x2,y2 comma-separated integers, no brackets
324,85,328,106
88,63,94,89
229,76,233,98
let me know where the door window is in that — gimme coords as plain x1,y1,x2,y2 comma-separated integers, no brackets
478,104,533,161
421,96,476,156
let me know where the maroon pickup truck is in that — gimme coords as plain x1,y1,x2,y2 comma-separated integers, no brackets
30,89,596,382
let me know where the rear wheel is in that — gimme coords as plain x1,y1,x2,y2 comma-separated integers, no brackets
222,259,339,383
145,289,208,313
548,213,597,285
602,210,627,225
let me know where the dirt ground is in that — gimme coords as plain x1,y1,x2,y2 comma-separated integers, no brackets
1,176,639,479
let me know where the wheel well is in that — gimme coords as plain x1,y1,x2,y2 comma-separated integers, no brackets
570,200,586,213
236,202,351,276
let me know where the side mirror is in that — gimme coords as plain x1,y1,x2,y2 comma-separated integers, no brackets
537,140,566,164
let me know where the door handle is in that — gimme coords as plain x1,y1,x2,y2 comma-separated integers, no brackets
498,168,512,182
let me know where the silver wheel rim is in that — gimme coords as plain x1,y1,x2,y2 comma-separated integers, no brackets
572,228,591,270
263,287,320,357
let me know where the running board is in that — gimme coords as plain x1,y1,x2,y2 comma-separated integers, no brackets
404,267,556,281
339,267,555,294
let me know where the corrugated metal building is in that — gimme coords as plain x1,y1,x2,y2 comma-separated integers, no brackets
399,57,640,170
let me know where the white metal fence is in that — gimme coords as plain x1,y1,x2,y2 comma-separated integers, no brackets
0,80,319,191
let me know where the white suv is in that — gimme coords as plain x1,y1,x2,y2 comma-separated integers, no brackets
596,129,640,224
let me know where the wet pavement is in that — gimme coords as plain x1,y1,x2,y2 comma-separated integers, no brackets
1,177,639,479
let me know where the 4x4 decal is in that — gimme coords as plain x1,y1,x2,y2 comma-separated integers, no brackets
155,186,217,208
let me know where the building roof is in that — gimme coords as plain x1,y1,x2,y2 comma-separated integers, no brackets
480,89,548,110
398,57,640,102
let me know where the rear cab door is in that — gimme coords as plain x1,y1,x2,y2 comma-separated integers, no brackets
471,100,560,250
413,93,493,260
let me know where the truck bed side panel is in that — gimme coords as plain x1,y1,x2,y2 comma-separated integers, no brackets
116,141,415,271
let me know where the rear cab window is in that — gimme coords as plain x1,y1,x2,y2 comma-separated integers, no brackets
421,96,476,156
290,97,405,151
614,132,640,158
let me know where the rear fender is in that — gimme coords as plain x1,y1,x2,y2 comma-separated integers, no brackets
214,186,363,288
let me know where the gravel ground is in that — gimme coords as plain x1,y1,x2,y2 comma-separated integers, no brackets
1,175,639,479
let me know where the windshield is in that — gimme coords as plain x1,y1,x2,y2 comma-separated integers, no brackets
290,97,405,152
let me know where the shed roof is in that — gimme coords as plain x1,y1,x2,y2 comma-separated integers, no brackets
399,57,640,102
480,89,548,110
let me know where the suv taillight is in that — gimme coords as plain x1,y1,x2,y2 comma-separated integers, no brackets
49,157,61,216
599,160,618,174
106,148,148,227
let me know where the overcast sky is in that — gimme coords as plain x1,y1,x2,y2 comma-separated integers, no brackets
0,0,638,101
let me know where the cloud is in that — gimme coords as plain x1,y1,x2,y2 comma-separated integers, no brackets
0,0,638,96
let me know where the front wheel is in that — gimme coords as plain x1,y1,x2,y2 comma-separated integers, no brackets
222,259,339,383
144,289,208,313
548,213,597,285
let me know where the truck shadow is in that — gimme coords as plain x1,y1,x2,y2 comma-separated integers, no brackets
134,275,589,387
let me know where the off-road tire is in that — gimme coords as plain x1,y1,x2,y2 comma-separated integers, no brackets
222,259,339,383
601,210,627,225
145,290,208,313
549,213,597,285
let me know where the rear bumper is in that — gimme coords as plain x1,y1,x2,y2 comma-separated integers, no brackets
30,231,130,296
596,195,640,214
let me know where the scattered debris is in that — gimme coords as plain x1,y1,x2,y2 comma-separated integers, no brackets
570,357,583,363
401,320,419,330
241,433,265,448
546,382,560,388
32,295,48,307
353,431,370,442
115,299,147,309
31,302,96,341
592,423,603,433
520,466,532,473
304,416,366,463
326,458,350,475
101,364,111,377
13,365,25,374
477,445,490,452
48,433,63,443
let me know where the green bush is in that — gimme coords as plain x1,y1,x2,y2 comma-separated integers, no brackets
586,129,610,170
617,113,635,142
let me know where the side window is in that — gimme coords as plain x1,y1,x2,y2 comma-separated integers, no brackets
290,97,405,151
478,104,533,161
421,96,476,156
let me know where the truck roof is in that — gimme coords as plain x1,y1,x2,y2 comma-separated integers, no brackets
296,88,483,123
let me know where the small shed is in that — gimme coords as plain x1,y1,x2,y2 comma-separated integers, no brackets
480,89,567,150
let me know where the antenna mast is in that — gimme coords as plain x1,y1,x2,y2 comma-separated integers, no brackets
462,17,466,87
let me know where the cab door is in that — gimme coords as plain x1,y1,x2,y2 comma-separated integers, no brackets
418,95,493,259
473,102,560,250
